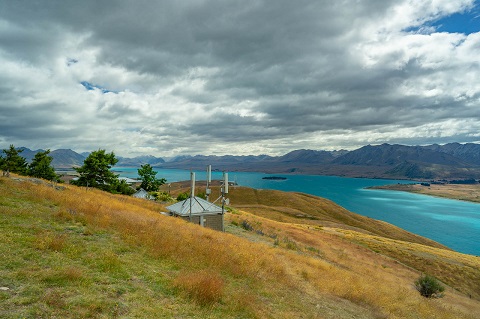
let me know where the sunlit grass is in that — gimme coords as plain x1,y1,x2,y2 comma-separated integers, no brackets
1,175,479,318
180,185,449,249
227,209,480,318
174,269,225,305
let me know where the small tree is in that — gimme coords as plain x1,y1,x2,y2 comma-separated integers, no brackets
137,164,166,192
415,274,445,298
0,145,28,176
28,149,59,181
71,149,120,192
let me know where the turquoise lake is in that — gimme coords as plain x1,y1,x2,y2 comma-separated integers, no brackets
113,167,480,256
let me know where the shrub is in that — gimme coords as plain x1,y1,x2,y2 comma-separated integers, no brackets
283,237,298,250
149,191,159,200
415,274,445,298
176,192,189,201
241,220,253,231
156,191,174,202
111,179,135,195
255,229,265,236
226,206,239,214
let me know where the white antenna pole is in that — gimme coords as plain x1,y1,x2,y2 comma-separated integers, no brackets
206,165,211,202
190,171,195,222
224,172,228,194
221,171,229,232
190,171,195,199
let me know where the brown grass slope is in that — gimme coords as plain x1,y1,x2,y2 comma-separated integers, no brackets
171,184,447,249
1,176,479,318
173,183,480,300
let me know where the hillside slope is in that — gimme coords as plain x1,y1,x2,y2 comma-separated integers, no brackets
1,176,479,318
169,183,447,249
171,183,480,300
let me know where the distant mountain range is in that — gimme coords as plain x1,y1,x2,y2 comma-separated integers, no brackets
15,143,480,180
18,148,165,169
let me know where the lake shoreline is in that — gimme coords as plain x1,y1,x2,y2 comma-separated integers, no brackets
368,183,480,204
111,167,480,255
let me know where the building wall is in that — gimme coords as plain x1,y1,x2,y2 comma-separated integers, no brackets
178,213,223,231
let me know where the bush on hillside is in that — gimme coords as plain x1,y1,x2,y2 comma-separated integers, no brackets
415,274,445,298
241,220,253,231
112,179,136,195
196,192,206,200
176,192,189,201
156,191,174,202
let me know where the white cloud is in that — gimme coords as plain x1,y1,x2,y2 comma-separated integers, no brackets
0,0,479,157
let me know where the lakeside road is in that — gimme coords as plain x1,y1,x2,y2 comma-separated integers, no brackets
370,183,480,203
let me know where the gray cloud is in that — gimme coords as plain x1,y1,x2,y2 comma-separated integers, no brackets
0,0,479,157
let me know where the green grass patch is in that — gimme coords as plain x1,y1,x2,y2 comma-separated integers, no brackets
2,177,479,319
0,180,259,318
1,183,301,318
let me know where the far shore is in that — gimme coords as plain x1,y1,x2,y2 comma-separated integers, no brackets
369,183,480,203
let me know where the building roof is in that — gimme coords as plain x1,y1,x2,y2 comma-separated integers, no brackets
119,177,139,184
133,188,151,199
166,196,223,216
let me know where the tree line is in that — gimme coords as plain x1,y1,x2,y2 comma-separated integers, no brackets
0,145,59,181
0,145,165,196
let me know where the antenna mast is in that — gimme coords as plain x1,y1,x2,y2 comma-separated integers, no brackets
221,171,229,232
190,171,195,222
206,165,211,202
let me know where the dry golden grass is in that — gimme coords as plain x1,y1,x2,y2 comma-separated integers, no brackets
2,175,480,318
336,229,480,299
174,270,224,305
227,209,480,318
179,184,447,249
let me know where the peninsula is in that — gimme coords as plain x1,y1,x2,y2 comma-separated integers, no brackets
370,183,480,203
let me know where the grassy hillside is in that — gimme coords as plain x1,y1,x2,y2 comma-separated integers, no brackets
169,183,447,248
1,176,479,318
172,184,480,299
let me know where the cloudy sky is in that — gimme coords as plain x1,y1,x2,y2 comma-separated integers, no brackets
1,0,479,157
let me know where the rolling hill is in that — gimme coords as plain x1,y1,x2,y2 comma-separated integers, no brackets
1,175,479,318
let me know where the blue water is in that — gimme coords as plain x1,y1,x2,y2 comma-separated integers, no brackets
113,167,480,255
